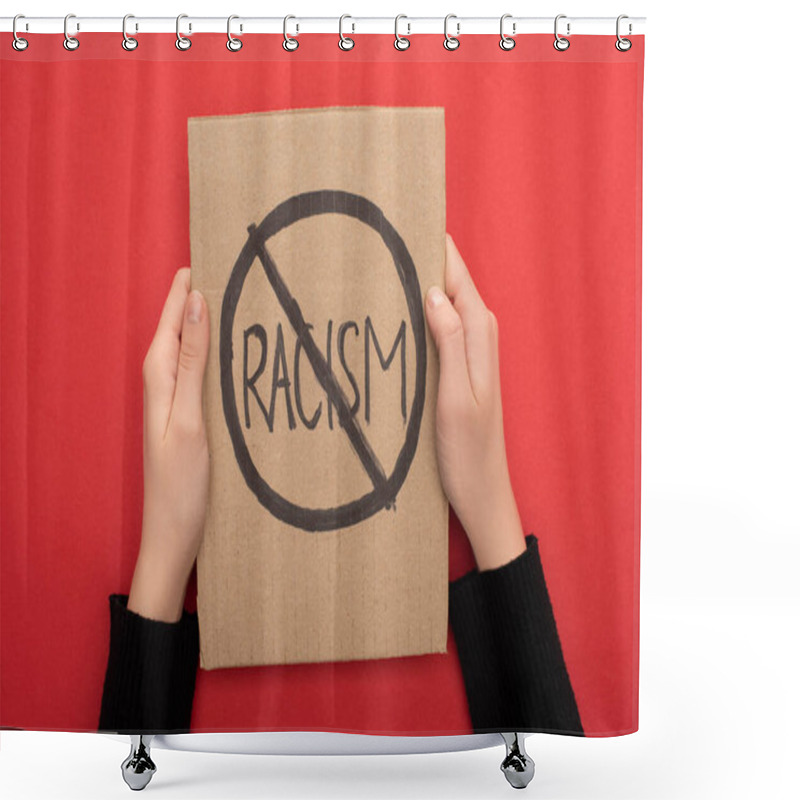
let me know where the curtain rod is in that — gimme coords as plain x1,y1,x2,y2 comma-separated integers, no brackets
1,16,646,37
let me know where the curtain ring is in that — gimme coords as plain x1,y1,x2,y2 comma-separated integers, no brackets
176,14,191,50
12,14,29,51
63,13,80,51
227,15,243,51
394,14,410,51
339,14,355,50
122,14,138,51
616,14,632,51
443,14,460,51
499,14,516,50
283,15,299,51
553,14,570,51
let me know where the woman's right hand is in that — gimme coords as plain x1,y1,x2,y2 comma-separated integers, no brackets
424,235,526,572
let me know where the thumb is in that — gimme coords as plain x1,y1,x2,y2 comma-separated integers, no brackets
171,289,210,432
425,286,474,405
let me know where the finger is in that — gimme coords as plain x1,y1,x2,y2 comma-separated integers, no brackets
168,289,210,436
425,285,476,408
444,235,497,401
152,268,191,357
143,268,191,438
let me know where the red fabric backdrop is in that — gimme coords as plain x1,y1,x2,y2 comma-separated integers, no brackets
1,33,643,736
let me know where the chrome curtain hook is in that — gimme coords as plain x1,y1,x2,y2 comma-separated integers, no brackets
444,13,460,51
554,14,570,51
616,14,632,51
283,15,299,51
176,13,191,50
12,14,29,51
339,14,354,50
122,14,138,51
227,14,243,51
63,13,80,51
394,14,410,51
499,14,516,50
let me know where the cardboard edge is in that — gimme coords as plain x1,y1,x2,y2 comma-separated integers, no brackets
187,105,446,127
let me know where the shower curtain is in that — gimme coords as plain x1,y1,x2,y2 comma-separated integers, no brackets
0,28,644,737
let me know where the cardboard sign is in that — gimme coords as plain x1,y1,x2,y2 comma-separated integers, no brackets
188,107,448,669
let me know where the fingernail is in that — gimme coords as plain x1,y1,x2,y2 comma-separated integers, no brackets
428,287,445,308
187,290,203,323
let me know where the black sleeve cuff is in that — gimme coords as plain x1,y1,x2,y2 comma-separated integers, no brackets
449,534,583,735
98,593,199,734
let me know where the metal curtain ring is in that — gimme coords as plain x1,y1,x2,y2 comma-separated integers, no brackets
394,14,410,51
444,14,460,50
283,15,299,51
616,14,632,51
227,15,243,51
339,14,354,50
176,13,191,50
554,14,570,51
499,14,516,50
63,13,79,50
122,14,138,51
12,14,28,51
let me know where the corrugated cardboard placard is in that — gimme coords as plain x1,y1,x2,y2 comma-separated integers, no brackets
188,107,448,669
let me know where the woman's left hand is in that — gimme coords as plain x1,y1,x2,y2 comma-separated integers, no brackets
128,267,210,622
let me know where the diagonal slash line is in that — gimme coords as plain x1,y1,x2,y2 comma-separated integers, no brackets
247,223,389,496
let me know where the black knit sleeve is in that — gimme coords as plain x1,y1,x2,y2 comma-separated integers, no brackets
449,534,583,735
98,593,199,734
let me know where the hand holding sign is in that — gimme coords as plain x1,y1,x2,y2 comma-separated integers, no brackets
424,236,526,572
128,267,210,623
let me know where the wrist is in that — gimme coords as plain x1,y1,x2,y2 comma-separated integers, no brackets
465,484,526,572
127,547,191,623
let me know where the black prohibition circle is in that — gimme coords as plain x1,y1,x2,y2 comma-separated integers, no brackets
220,190,427,533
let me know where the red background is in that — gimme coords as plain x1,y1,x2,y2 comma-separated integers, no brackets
1,33,643,736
